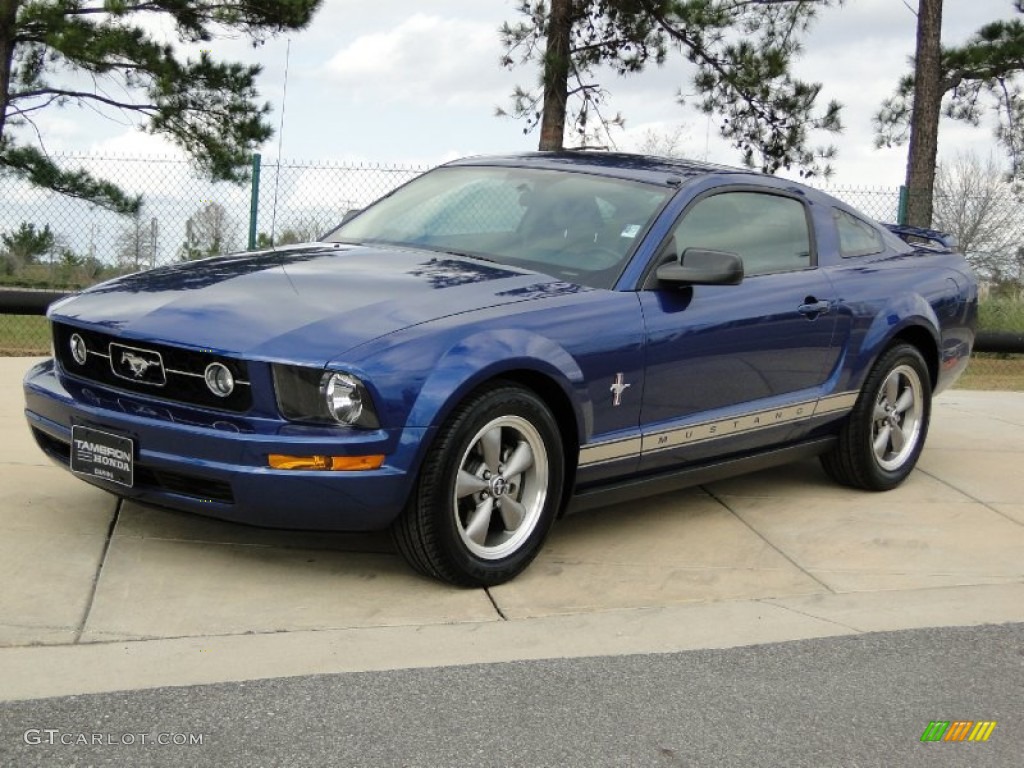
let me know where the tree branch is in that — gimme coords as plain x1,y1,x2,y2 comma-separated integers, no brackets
10,88,159,112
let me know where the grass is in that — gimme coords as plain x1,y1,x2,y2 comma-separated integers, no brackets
961,298,1024,390
978,297,1024,333
955,354,1024,391
0,315,50,356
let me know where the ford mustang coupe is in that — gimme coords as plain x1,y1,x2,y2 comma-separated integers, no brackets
24,152,977,586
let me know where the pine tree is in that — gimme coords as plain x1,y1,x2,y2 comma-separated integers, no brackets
499,0,842,177
0,0,321,213
1,221,54,266
875,1,1024,226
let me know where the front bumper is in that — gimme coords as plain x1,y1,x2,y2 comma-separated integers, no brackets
23,360,427,531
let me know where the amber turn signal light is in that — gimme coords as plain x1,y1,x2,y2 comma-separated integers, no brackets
267,454,384,471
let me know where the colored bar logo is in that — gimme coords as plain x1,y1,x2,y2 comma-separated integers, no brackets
920,721,997,742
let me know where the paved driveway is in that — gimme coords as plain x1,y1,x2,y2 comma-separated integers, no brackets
2,358,1022,701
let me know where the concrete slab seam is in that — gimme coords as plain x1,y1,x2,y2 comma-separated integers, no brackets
73,496,122,644
755,598,865,635
915,466,1024,528
65,617,507,648
701,485,836,595
484,589,508,620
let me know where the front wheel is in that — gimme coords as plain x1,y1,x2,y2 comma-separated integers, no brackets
392,383,564,586
821,343,932,491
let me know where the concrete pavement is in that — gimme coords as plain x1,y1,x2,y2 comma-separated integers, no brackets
1,357,1022,702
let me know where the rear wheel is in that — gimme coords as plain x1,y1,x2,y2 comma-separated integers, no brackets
392,383,564,586
821,343,931,491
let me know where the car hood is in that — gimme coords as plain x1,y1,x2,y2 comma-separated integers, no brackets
50,244,580,363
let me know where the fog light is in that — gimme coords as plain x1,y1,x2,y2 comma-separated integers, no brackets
204,362,234,397
70,333,88,365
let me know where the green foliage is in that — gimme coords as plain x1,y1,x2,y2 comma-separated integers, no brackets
875,0,1024,180
499,0,842,177
979,297,1024,331
0,144,142,215
255,215,329,248
0,256,112,290
1,221,55,270
0,1,322,211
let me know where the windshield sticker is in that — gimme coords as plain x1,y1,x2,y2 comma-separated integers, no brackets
620,224,641,239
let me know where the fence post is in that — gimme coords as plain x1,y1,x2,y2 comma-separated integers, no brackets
248,153,261,251
897,185,908,226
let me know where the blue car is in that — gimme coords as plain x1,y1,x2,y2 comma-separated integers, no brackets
24,152,977,586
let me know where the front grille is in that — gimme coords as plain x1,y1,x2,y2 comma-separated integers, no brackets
32,428,234,504
33,428,71,463
135,467,235,504
53,323,252,413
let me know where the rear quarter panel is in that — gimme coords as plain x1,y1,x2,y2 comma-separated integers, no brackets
822,249,977,396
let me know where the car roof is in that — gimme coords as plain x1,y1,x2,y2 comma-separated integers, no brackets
443,151,748,187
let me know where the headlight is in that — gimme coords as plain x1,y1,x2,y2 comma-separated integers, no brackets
272,364,380,428
321,372,364,424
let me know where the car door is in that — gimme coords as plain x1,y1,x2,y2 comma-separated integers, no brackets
637,189,841,473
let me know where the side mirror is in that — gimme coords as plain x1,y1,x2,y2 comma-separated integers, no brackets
656,248,744,286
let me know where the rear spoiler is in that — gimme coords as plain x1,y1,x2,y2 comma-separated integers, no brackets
882,223,957,252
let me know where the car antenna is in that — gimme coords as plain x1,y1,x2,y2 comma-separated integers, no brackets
270,37,291,250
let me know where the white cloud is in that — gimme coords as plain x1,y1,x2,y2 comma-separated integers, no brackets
88,129,184,159
322,13,514,107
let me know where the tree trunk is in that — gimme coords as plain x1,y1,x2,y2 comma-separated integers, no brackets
538,0,573,151
904,0,944,228
0,0,21,141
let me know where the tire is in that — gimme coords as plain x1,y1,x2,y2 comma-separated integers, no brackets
821,343,931,491
391,383,564,587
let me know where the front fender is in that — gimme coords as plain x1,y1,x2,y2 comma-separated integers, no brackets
406,328,590,440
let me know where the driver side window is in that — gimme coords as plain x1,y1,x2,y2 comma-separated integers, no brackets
669,192,812,276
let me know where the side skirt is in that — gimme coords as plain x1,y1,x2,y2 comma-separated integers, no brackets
565,437,837,515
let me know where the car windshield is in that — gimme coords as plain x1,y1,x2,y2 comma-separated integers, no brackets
323,165,673,289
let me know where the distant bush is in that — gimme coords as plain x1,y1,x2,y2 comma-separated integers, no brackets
978,298,1024,334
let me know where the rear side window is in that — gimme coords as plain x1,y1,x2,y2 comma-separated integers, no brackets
669,192,812,276
834,208,884,257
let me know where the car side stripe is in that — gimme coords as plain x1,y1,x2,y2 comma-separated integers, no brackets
578,391,859,468
577,436,643,467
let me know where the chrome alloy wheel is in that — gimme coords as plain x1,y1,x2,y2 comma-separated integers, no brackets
453,415,549,560
871,363,924,472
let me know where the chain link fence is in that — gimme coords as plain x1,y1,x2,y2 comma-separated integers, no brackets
0,153,427,279
1,154,1021,388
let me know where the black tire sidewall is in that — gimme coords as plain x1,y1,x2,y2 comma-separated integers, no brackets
419,385,564,585
855,344,932,489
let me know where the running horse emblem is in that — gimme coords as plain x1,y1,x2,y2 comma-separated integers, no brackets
121,350,159,378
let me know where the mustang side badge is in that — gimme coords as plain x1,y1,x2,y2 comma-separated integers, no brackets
610,373,631,406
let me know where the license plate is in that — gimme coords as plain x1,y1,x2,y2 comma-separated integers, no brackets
70,426,134,488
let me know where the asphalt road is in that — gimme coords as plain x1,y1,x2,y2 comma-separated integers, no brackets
2,623,1021,768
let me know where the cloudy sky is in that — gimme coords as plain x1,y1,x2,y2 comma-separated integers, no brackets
27,0,1020,189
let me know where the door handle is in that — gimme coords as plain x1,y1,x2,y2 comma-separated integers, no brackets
798,298,831,317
